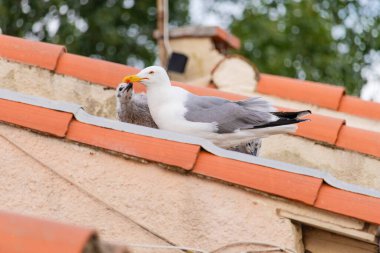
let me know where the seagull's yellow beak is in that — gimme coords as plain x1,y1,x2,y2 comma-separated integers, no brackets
122,75,144,83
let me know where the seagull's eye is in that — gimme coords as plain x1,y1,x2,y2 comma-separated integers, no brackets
149,71,154,74
118,87,123,91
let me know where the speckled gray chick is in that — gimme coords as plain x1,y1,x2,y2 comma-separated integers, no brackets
116,83,158,128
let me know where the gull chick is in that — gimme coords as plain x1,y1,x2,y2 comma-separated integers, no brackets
116,82,158,128
122,66,310,149
116,82,262,156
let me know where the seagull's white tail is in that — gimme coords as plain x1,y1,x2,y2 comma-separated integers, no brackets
212,124,297,148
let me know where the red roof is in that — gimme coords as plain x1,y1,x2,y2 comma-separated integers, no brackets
0,211,96,253
1,94,380,224
0,34,65,70
2,33,379,120
257,74,380,120
0,99,73,137
1,34,380,225
67,120,200,169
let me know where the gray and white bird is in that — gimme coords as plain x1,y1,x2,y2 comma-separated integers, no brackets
121,66,310,149
115,82,262,156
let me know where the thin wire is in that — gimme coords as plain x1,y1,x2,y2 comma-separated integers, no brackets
125,243,207,253
244,248,283,253
246,250,279,253
246,248,282,253
0,134,297,253
210,241,296,253
0,133,178,248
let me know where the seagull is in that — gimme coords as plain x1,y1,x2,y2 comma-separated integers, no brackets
115,82,262,156
116,82,158,128
122,66,310,149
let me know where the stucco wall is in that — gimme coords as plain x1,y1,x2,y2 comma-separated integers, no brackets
261,135,380,191
0,123,303,252
0,59,379,192
0,59,117,119
1,123,375,252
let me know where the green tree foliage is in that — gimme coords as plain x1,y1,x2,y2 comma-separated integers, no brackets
0,0,189,67
227,0,380,94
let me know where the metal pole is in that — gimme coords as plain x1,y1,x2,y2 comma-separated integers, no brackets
156,0,167,67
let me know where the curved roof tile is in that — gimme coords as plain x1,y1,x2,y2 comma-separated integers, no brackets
0,211,96,253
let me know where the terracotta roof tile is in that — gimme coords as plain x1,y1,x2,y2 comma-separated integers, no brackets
336,126,380,157
55,53,139,88
296,113,345,145
314,185,380,225
2,34,379,121
193,151,323,205
173,81,246,100
66,120,200,170
2,34,380,226
0,99,72,137
214,27,241,49
257,74,345,110
0,34,66,70
1,95,380,224
255,74,380,121
338,95,380,120
0,211,96,253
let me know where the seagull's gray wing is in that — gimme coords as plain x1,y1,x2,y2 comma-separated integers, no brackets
184,94,275,134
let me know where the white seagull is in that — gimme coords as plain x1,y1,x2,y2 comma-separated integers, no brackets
116,82,262,156
122,66,310,148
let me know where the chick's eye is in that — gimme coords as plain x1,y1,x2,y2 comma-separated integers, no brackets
149,71,154,74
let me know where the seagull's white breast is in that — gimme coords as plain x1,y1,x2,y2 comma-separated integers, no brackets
147,86,187,128
146,86,216,135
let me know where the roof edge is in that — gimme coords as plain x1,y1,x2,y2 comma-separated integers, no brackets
1,88,380,200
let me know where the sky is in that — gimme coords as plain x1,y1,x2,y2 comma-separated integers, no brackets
361,51,380,102
190,0,245,28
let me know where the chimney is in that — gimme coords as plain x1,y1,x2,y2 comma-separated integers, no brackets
154,26,241,86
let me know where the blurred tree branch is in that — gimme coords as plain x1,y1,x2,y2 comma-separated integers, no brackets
212,0,380,95
0,0,189,67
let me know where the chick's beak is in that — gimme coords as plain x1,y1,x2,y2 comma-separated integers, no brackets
122,74,144,83
126,82,133,92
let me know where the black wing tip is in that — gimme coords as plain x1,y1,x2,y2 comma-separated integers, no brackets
271,110,312,119
254,117,310,129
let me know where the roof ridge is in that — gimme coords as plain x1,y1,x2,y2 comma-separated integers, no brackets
0,34,379,120
256,74,380,120
1,87,380,200
0,34,66,70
